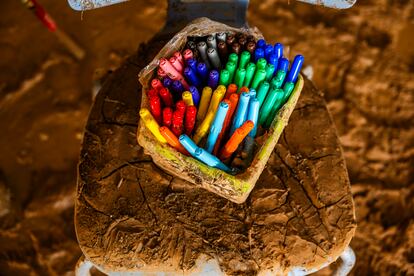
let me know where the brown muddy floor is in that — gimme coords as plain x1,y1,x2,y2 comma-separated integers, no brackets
0,0,413,275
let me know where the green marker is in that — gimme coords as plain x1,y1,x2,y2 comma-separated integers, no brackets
270,70,287,89
239,51,251,69
264,90,285,128
257,81,270,107
256,58,267,71
250,69,266,90
234,68,246,91
219,69,230,86
243,62,256,87
226,61,236,83
228,53,238,67
259,88,284,126
265,63,275,81
282,81,295,102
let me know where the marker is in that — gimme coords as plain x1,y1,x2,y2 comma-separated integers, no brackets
197,86,212,121
169,56,183,73
257,81,270,107
159,87,174,107
230,92,250,135
176,100,186,116
196,62,208,83
147,88,158,99
226,34,235,45
265,63,275,81
195,147,231,172
238,36,247,48
273,43,283,59
286,55,304,83
151,79,163,91
213,99,231,154
282,81,295,102
256,58,267,71
247,98,260,137
189,86,200,106
216,32,226,43
208,70,219,90
239,51,251,70
160,126,189,155
173,51,184,66
256,39,266,49
240,86,249,93
249,89,256,100
277,57,289,72
228,53,239,67
217,41,229,62
224,83,237,99
241,136,255,165
179,134,198,155
205,102,229,153
246,41,256,55
225,61,236,83
139,108,167,143
232,42,241,55
183,49,193,61
246,34,255,43
207,85,226,115
259,88,284,126
207,48,221,69
234,68,246,91
149,95,162,124
171,80,184,100
162,77,173,89
186,58,197,72
193,111,215,144
271,58,289,89
264,44,274,60
197,41,211,68
182,91,194,106
159,58,189,89
219,69,230,86
267,54,278,67
171,110,184,137
207,35,217,50
243,62,256,87
251,69,266,90
254,48,264,63
213,94,238,154
184,67,201,87
220,120,254,160
184,105,197,135
265,89,285,128
162,107,173,127
157,67,167,78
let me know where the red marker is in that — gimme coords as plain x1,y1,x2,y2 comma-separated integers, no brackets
171,110,184,137
162,107,173,127
157,67,167,78
225,83,237,99
151,79,164,91
159,87,174,107
147,88,158,99
173,51,184,66
159,58,189,89
149,96,162,124
183,49,193,61
176,100,186,117
184,106,197,135
169,56,183,73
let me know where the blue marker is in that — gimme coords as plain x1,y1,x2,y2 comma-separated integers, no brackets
196,62,209,83
264,44,274,60
230,92,250,136
208,70,219,90
205,102,229,153
256,38,266,49
267,54,278,67
277,57,289,72
247,98,260,137
254,48,265,63
189,86,201,106
184,67,201,87
270,58,289,90
286,55,304,83
162,77,172,89
171,80,184,95
186,58,198,72
194,148,231,172
179,134,198,155
273,43,283,59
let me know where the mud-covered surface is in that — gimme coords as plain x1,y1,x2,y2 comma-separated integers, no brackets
0,0,413,275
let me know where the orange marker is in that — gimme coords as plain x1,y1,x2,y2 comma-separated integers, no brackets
159,126,189,156
219,120,254,160
239,86,249,94
224,83,238,99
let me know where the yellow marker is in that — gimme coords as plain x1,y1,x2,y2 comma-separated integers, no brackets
193,111,215,144
207,85,226,116
182,91,194,106
197,87,212,121
139,108,167,144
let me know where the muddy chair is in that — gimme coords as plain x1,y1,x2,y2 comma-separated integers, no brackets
70,0,357,275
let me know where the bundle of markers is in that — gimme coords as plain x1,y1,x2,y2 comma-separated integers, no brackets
139,32,304,174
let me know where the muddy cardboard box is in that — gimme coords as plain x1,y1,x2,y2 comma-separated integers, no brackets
137,18,303,204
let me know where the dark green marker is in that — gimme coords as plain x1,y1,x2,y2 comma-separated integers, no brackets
234,68,246,91
256,58,267,71
250,69,266,90
219,69,230,87
256,81,270,107
259,88,284,126
265,63,275,81
226,61,236,83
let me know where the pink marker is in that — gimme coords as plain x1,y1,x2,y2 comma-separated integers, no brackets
183,49,193,61
169,56,183,73
157,67,167,78
173,51,184,66
159,58,190,90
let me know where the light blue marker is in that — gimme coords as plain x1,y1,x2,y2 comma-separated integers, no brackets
247,98,260,137
194,148,231,172
179,135,198,155
249,89,256,100
230,92,250,136
205,102,229,153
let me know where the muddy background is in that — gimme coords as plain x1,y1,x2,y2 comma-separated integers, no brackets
0,0,413,275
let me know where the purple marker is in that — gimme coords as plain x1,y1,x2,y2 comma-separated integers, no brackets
172,80,184,95
208,70,219,90
163,77,173,89
189,86,200,106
